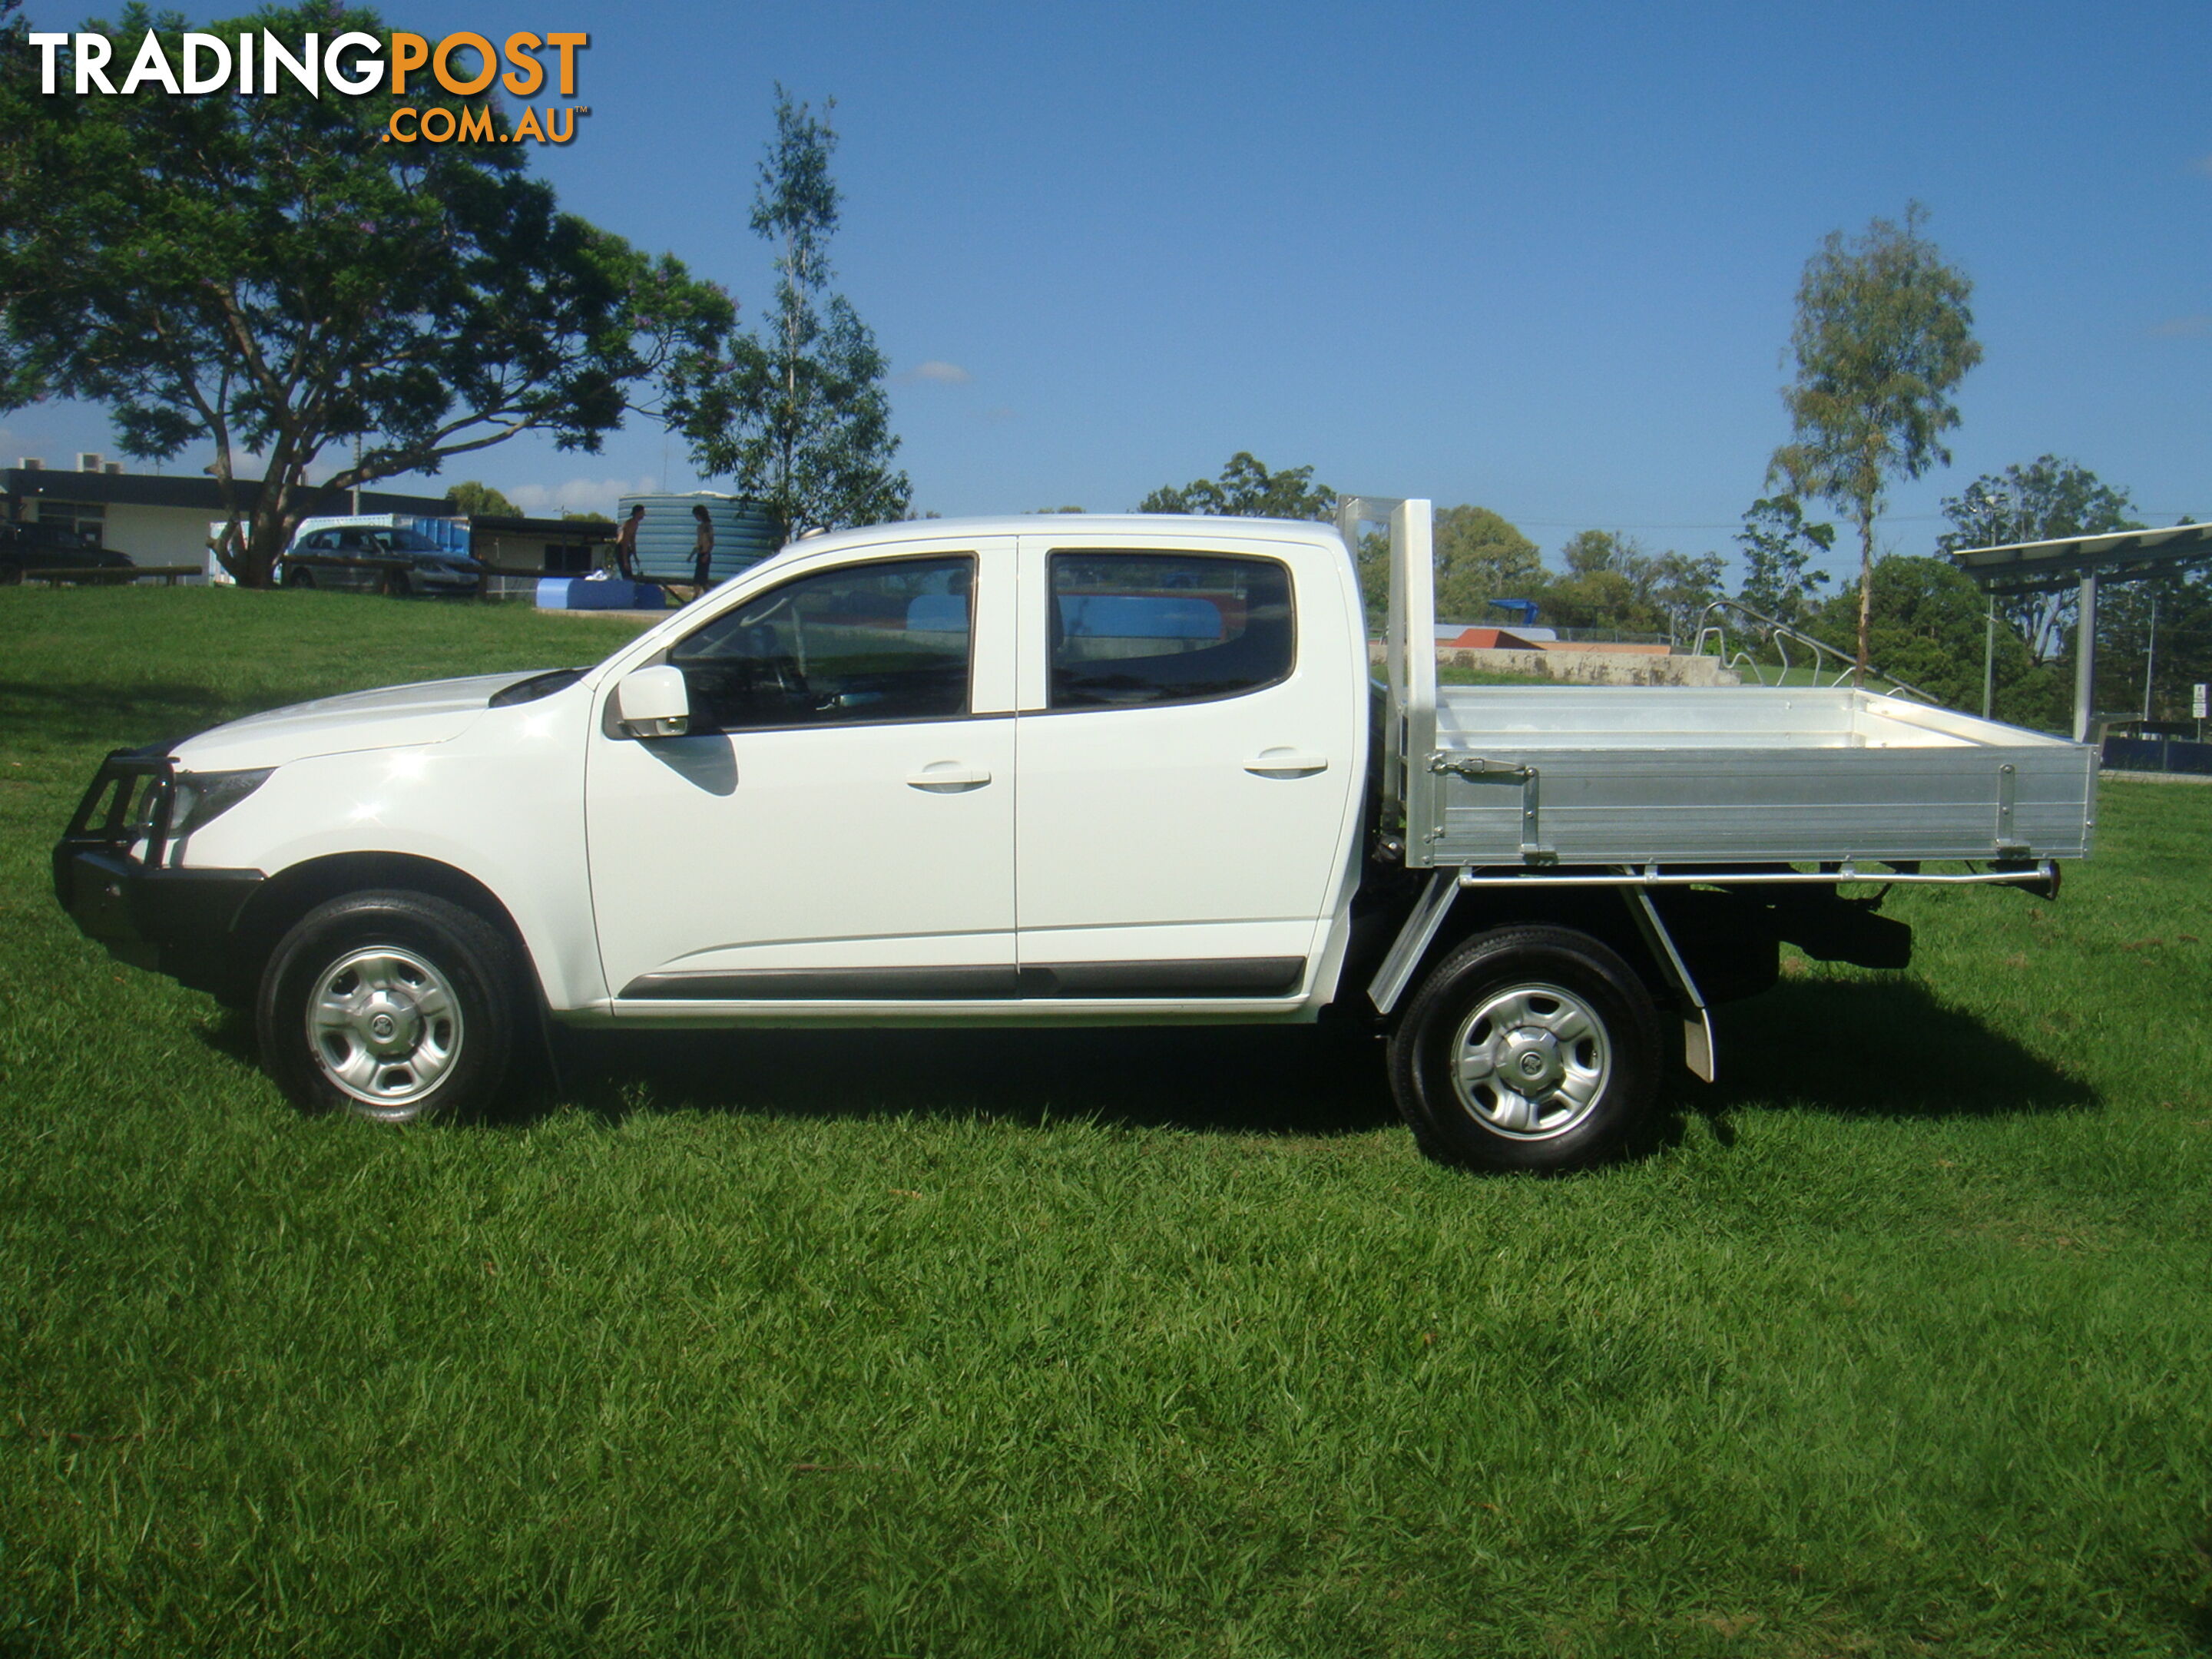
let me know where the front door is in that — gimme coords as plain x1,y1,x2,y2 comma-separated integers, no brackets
588,541,1018,1004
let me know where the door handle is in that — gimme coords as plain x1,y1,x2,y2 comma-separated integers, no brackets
1244,750,1329,779
906,763,993,793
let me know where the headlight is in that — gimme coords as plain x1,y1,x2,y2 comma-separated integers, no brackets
169,768,273,836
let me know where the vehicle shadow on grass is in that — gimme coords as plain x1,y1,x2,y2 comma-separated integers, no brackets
195,976,2092,1147
548,1022,1404,1139
1694,977,2096,1128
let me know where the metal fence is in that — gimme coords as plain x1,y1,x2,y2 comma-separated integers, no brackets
2101,736,2212,777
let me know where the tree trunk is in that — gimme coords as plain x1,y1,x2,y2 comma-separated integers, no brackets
243,476,310,590
1855,505,1875,687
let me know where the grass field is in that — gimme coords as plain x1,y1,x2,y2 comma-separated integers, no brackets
3,586,2209,1657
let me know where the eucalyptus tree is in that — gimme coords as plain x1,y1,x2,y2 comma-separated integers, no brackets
1769,204,1982,680
671,88,909,537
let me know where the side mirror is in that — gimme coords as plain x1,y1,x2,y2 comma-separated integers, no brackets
612,664,690,738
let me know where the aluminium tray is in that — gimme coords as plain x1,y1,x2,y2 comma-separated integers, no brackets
1422,687,2097,866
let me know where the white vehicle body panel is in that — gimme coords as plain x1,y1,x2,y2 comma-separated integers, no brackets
176,682,610,1011
1008,525,1366,995
168,516,1375,1025
586,541,1021,998
174,674,521,770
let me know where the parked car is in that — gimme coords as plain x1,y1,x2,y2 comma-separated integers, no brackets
54,501,2094,1170
280,525,482,597
0,522,137,583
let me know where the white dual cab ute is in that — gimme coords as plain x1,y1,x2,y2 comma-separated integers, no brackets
55,500,2098,1169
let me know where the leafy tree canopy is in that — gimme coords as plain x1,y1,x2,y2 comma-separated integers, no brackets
1810,555,2063,729
1539,531,1725,644
1937,456,2141,665
0,5,734,584
1138,452,1335,520
1350,502,1539,621
670,88,908,538
1735,494,1835,632
1430,504,1541,622
445,480,522,519
1770,203,1982,678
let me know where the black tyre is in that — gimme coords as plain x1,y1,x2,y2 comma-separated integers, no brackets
385,570,412,598
284,565,315,589
1389,925,1662,1172
257,890,520,1123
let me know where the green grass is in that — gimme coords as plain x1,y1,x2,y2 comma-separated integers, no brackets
3,587,2210,1657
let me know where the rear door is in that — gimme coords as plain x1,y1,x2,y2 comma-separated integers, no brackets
1011,531,1364,1002
588,538,1019,1005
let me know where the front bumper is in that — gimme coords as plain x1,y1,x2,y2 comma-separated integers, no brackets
54,748,264,993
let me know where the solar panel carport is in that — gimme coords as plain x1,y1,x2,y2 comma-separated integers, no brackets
1946,522,2212,742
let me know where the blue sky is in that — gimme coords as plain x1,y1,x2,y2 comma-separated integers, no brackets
13,0,2209,573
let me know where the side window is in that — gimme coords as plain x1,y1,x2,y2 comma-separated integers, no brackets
1048,551,1294,709
669,555,974,732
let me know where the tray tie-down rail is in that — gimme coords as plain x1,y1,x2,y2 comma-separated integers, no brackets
1429,752,1551,862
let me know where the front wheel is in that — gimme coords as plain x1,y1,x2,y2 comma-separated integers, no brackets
257,890,521,1122
1389,926,1662,1172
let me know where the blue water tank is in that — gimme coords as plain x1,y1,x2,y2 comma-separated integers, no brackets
614,493,780,584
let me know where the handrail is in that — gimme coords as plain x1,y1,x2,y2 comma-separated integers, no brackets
1690,598,1935,704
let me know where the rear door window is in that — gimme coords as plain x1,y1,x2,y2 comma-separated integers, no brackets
1048,551,1294,709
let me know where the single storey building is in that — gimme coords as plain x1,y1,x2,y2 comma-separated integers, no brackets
4,456,451,569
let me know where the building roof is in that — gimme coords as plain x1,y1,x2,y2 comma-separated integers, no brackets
469,515,615,541
1946,522,2212,594
2,468,450,518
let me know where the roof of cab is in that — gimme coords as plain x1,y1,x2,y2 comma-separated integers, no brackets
778,514,1350,558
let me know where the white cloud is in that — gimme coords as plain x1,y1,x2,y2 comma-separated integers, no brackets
505,473,663,518
906,360,973,385
2151,315,2212,338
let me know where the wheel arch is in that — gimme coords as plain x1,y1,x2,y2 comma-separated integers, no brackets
230,852,545,1006
1361,878,1680,1027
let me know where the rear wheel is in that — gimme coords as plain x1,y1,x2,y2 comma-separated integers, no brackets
385,570,412,598
257,890,520,1123
1389,926,1661,1172
283,565,316,589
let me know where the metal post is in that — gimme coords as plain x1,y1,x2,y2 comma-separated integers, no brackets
2141,591,2157,724
1982,594,1995,718
2071,571,2098,744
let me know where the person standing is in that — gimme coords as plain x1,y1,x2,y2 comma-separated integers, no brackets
690,503,715,595
611,502,644,581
